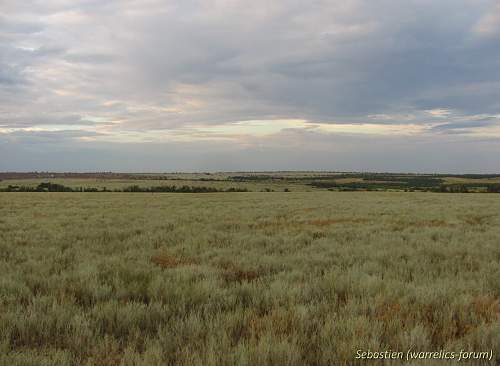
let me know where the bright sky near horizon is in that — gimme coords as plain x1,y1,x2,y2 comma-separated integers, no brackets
1,0,500,172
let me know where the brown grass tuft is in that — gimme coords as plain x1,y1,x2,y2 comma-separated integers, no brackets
374,301,401,321
306,218,368,226
413,219,450,228
150,253,198,268
218,261,260,283
463,215,495,226
247,309,298,339
471,295,500,321
223,268,260,283
391,219,454,231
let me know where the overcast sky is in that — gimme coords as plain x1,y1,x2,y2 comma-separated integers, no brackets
1,0,500,172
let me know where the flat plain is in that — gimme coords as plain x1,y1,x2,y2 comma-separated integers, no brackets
1,191,499,365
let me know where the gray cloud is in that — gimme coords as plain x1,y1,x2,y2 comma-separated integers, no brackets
1,128,499,173
1,129,104,143
1,0,500,171
430,116,500,132
0,15,44,34
0,113,116,128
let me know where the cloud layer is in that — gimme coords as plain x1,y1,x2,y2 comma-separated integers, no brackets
1,0,500,172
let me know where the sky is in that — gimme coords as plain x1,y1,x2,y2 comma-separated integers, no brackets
1,0,500,173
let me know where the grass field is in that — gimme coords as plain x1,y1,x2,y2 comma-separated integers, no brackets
1,192,499,365
2,172,500,193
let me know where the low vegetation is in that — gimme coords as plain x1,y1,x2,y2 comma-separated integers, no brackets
1,191,498,365
2,172,500,193
0,182,249,193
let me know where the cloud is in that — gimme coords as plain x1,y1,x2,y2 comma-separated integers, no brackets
0,129,105,143
474,3,500,37
0,114,111,128
1,0,500,171
0,15,44,34
2,127,500,173
430,115,500,133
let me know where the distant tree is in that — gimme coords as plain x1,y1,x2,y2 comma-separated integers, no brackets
487,184,500,193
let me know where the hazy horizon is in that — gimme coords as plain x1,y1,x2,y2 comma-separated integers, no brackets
2,169,500,175
2,1,500,172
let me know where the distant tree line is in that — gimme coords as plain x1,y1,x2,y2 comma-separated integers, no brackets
2,181,499,194
437,183,500,193
122,185,248,193
436,185,469,193
486,184,500,193
230,175,281,181
310,180,500,193
0,182,249,193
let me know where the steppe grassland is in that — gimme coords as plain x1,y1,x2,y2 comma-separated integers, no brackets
0,178,313,192
0,192,499,365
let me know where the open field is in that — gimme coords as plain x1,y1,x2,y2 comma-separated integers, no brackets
2,172,500,193
0,192,499,365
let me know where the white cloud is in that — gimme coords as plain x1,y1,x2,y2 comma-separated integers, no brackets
474,3,500,37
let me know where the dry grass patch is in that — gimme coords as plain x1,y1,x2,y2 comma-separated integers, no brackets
471,295,500,321
390,219,454,231
412,219,452,228
150,253,198,268
247,309,299,340
250,217,368,230
306,218,368,226
462,214,496,226
374,301,402,321
218,261,260,283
